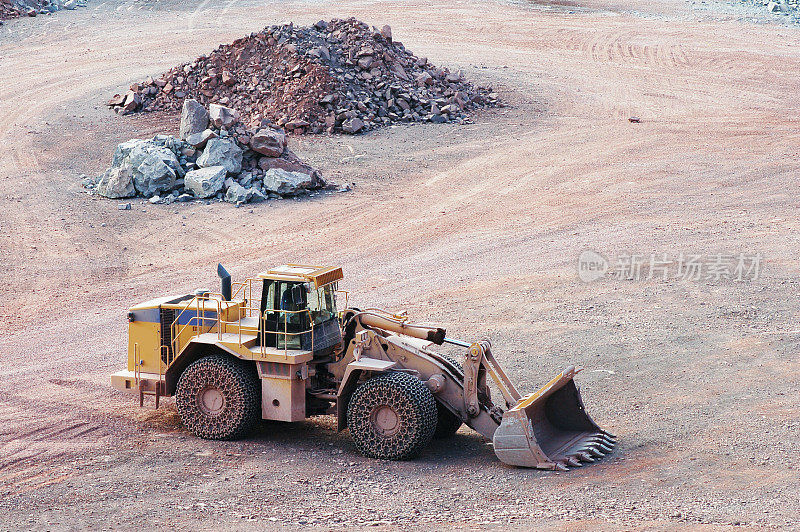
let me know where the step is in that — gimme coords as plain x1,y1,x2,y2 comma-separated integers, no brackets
196,332,258,347
248,345,313,364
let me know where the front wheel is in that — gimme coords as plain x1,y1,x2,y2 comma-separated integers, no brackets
347,372,437,460
175,354,260,440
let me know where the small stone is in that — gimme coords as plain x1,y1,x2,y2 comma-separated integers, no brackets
284,119,310,130
118,202,132,210
341,117,364,134
415,71,433,86
221,71,236,86
209,103,239,128
121,92,141,113
380,25,392,42
149,195,161,204
250,128,286,157
186,129,218,149
225,182,260,204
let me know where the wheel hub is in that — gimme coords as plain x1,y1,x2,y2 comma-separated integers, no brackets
197,385,225,416
370,405,400,436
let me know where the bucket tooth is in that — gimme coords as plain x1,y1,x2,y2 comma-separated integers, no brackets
598,443,614,453
555,462,569,471
585,447,605,458
601,430,617,441
599,434,616,446
566,457,582,467
576,452,594,462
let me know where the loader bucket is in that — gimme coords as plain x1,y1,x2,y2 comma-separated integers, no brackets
493,366,616,470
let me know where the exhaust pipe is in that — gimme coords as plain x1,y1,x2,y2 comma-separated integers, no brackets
217,263,231,301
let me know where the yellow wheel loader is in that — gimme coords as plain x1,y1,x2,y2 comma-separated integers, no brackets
111,264,615,470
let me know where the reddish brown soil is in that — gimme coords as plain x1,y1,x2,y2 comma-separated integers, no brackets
0,0,798,529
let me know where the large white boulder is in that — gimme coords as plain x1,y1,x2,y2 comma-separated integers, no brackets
184,166,227,198
263,168,314,196
196,138,243,175
96,167,135,198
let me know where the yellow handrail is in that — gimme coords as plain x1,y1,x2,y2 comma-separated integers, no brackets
171,294,225,358
133,342,141,385
335,289,350,315
166,288,328,362
258,307,315,357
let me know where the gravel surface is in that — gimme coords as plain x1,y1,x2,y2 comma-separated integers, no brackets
1,0,799,530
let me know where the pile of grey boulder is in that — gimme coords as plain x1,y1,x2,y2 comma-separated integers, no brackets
0,0,85,19
84,100,328,205
740,0,800,20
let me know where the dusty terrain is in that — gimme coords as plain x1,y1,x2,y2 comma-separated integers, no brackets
1,0,799,529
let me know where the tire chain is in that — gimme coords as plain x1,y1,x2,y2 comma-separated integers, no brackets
175,354,260,440
347,372,437,460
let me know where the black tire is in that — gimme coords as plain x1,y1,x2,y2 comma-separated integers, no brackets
175,354,260,440
434,353,464,439
347,371,437,460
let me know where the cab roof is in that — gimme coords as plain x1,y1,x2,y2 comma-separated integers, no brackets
257,264,343,288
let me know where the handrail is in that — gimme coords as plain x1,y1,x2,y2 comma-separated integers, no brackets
163,274,360,362
133,342,141,385
259,307,315,358
168,292,318,361
171,294,225,358
335,289,350,315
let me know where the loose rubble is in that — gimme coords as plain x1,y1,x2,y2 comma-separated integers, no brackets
0,0,86,19
108,18,498,134
737,0,800,21
85,100,328,204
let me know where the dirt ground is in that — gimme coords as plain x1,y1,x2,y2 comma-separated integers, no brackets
1,0,799,529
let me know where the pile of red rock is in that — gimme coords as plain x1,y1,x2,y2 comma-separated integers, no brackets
108,18,498,134
0,0,20,18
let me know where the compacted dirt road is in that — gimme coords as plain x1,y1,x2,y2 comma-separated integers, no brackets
1,0,799,529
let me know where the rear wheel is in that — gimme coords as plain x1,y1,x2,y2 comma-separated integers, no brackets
347,372,437,460
175,354,260,440
434,353,464,439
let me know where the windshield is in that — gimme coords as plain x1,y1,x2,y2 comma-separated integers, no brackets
307,282,337,324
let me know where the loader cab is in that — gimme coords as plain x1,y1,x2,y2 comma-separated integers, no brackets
258,265,343,355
